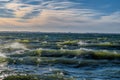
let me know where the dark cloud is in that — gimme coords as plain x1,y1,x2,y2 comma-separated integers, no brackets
22,10,41,19
0,9,14,18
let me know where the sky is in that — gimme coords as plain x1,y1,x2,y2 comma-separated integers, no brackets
0,0,120,33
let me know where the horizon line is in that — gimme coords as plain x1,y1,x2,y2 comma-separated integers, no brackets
0,31,120,34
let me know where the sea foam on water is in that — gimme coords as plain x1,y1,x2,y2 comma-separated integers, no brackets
0,53,6,58
5,42,27,50
78,41,87,45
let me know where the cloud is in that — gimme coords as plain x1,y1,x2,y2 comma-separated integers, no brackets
5,2,34,18
0,0,119,33
0,0,10,1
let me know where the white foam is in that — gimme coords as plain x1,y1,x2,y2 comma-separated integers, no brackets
13,50,25,54
78,41,87,45
79,48,93,51
113,51,118,54
5,42,27,50
0,53,6,57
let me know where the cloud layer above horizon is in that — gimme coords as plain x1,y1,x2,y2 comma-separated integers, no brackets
0,0,120,33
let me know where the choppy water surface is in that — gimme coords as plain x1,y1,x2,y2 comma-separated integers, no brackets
0,32,120,80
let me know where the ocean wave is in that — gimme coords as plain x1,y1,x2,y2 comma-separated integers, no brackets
9,49,120,60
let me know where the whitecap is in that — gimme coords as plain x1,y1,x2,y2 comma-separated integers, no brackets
78,41,87,45
4,42,27,50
